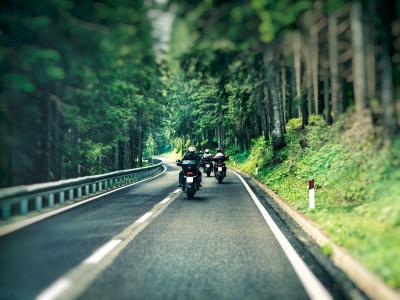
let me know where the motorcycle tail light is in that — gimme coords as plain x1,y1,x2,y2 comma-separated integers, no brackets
187,172,194,175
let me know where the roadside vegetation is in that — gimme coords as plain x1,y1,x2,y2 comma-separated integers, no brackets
1,0,399,290
164,0,400,288
227,113,400,288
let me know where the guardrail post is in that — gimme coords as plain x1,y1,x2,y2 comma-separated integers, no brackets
99,182,102,192
20,199,28,215
35,196,43,211
92,183,96,194
104,180,108,190
78,187,82,199
85,185,89,196
60,191,65,204
48,194,54,208
1,203,11,220
69,189,74,201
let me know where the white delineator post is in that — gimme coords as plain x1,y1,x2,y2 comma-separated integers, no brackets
309,178,315,209
255,163,259,176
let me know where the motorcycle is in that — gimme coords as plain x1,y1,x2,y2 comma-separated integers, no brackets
203,157,213,177
214,159,225,183
176,159,201,199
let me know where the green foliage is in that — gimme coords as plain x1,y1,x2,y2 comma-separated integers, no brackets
0,0,166,185
320,244,333,257
251,0,312,42
231,114,400,288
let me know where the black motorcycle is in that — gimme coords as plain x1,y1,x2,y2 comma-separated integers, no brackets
177,159,201,199
203,157,213,177
214,159,225,183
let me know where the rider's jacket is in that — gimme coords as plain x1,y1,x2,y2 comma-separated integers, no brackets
212,152,227,162
182,152,201,170
202,153,213,161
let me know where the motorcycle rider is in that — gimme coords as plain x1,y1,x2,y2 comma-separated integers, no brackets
213,147,228,176
201,149,213,170
178,145,202,189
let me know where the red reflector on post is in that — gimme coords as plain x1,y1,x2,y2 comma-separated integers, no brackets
309,178,314,190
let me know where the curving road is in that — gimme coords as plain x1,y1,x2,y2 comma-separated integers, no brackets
0,158,340,300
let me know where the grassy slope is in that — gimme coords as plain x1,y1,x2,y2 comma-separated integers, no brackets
227,114,400,288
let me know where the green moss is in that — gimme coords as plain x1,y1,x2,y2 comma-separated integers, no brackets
321,244,333,257
228,115,400,288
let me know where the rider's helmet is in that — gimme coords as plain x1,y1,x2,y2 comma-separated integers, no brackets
188,145,196,153
216,147,222,153
205,149,210,154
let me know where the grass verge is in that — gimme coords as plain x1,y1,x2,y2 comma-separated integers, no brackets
227,114,400,289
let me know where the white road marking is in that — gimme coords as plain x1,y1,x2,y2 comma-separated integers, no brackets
84,239,122,264
232,171,332,300
0,165,167,237
160,197,171,204
135,212,153,224
173,188,181,194
36,188,180,300
36,278,71,300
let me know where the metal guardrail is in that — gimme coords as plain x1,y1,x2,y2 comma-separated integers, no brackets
0,161,164,221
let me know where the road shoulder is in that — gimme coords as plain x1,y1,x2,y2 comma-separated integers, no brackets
232,167,373,300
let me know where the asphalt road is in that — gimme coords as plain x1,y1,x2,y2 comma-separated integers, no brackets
0,160,334,300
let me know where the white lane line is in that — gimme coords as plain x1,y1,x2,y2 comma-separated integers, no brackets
173,188,181,194
160,197,171,204
0,165,167,237
84,239,122,264
233,171,332,300
36,189,180,300
36,278,71,300
135,212,153,224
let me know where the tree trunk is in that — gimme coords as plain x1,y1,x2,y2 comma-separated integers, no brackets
379,0,398,135
328,13,342,120
264,47,285,151
281,63,287,125
305,48,313,116
138,125,143,167
351,1,369,114
263,84,271,140
293,31,302,118
311,21,320,114
323,65,333,124
366,1,376,100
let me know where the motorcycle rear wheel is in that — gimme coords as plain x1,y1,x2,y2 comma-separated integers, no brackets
186,189,195,199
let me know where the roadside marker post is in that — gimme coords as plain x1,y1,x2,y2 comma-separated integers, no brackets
309,178,315,209
255,163,259,176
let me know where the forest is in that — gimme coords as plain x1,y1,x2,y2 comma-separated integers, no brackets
0,0,168,187
1,0,399,186
166,0,399,151
164,0,400,288
1,0,400,291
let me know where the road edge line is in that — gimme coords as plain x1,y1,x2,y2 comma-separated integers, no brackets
232,170,332,300
232,167,400,300
0,165,167,237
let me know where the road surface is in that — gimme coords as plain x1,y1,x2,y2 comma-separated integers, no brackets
0,159,338,300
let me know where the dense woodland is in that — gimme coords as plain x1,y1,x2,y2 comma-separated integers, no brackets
166,0,399,154
1,0,400,187
0,0,167,187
